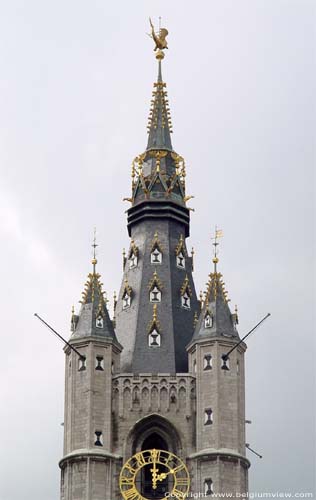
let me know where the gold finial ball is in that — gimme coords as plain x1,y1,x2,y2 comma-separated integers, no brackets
155,49,165,60
92,258,97,265
213,257,219,264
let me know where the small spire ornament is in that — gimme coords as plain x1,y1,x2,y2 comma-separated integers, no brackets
149,17,169,60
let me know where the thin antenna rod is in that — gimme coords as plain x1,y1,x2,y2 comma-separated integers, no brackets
222,313,271,361
246,443,263,459
34,313,84,359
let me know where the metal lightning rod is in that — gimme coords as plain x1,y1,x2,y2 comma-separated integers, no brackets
222,313,271,361
246,443,263,459
34,313,84,359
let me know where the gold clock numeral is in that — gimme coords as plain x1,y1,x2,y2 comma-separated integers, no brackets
173,464,185,474
175,477,189,486
120,477,135,486
124,463,137,475
135,452,147,467
124,486,140,499
150,449,159,461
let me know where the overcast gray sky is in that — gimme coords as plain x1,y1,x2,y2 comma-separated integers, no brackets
0,1,315,499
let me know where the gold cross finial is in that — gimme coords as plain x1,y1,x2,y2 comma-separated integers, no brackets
92,227,98,272
211,226,223,271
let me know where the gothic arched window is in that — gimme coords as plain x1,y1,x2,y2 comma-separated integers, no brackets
128,240,139,269
78,356,86,371
129,252,138,269
175,234,186,269
148,328,161,347
204,312,213,329
122,280,132,310
150,232,163,264
94,431,103,447
151,247,162,264
204,354,212,370
96,314,104,328
95,356,104,371
122,292,131,309
181,291,190,309
204,479,214,496
221,355,230,371
149,271,163,304
180,276,192,310
150,285,162,303
204,408,213,425
176,251,185,269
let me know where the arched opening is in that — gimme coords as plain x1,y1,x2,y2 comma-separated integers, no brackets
125,415,183,499
142,432,168,452
141,433,169,498
127,414,182,456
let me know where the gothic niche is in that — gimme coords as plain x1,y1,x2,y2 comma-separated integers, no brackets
204,310,213,328
150,232,163,264
148,271,163,303
148,327,161,347
96,312,104,328
180,275,192,309
148,304,161,347
122,279,132,309
175,234,186,269
128,240,139,269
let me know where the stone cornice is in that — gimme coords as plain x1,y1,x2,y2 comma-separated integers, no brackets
59,449,122,468
188,448,250,468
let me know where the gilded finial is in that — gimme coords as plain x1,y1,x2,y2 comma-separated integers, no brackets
131,161,136,189
149,17,169,59
112,291,117,328
153,303,158,322
92,228,98,272
122,248,126,269
193,311,198,328
191,247,195,272
71,305,76,332
211,226,223,272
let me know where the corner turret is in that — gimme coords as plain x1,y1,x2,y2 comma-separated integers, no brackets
71,249,119,344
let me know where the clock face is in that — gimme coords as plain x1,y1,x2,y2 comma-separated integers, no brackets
119,448,190,500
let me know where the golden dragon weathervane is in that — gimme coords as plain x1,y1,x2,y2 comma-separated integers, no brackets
149,17,169,59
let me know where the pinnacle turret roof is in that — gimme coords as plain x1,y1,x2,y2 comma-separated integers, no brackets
71,258,119,343
192,263,239,342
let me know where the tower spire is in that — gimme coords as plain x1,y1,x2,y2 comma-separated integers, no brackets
147,18,173,151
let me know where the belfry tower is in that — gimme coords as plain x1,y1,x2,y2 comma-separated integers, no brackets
59,22,250,500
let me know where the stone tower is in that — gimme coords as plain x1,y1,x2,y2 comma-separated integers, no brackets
59,36,250,500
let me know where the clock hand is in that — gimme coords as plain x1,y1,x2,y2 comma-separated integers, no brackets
155,468,174,482
150,453,160,490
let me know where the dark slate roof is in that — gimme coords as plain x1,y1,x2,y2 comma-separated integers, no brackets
71,260,119,343
115,221,199,373
146,60,173,152
192,266,240,341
